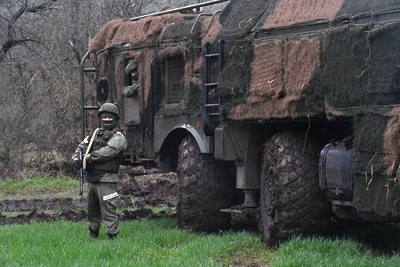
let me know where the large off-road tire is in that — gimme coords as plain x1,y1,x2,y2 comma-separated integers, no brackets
177,135,234,232
260,130,331,246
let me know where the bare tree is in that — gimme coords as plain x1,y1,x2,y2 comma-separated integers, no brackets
0,0,58,63
0,0,61,178
0,0,218,179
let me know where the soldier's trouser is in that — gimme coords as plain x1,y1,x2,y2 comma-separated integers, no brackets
87,182,119,235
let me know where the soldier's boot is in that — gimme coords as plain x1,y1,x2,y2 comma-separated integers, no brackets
89,227,99,239
107,233,117,240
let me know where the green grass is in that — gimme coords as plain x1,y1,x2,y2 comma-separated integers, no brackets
273,236,400,267
1,176,400,266
0,176,78,200
0,218,271,267
2,219,400,267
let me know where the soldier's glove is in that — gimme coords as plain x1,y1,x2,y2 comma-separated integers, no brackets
73,159,82,169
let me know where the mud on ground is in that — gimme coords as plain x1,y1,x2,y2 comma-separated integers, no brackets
0,168,177,225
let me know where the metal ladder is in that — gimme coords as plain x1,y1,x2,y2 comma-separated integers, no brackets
204,39,224,120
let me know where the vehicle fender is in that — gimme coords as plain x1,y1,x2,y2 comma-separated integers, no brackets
156,123,212,154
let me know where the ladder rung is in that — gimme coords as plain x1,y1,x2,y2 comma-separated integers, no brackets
205,103,220,107
205,53,219,58
84,68,96,72
205,83,218,88
204,40,224,120
84,105,99,110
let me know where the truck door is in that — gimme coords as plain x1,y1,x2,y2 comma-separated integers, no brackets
120,56,163,165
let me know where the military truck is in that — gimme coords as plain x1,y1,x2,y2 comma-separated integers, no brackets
79,0,400,246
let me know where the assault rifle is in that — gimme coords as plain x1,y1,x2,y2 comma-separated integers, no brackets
78,128,99,196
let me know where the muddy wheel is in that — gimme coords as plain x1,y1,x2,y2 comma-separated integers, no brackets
260,130,331,246
177,135,233,232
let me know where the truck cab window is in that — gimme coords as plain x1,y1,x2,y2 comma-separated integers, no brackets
122,58,140,124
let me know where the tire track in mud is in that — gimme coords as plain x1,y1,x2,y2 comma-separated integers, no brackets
0,198,85,212
0,198,87,225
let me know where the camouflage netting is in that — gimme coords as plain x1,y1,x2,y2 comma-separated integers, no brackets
89,11,220,53
89,11,223,117
219,0,400,122
261,0,344,29
352,110,400,218
89,14,187,52
384,107,400,175
323,23,400,109
338,0,400,16
212,0,400,217
323,20,400,217
228,38,323,119
257,0,400,30
211,0,267,113
379,107,400,217
220,0,267,36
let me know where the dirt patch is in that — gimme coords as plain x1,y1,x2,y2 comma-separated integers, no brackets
0,170,177,225
0,197,87,225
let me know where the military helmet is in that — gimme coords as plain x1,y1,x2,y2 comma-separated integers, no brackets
125,59,138,75
98,103,120,119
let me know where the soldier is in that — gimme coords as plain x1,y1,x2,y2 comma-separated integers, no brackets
72,103,127,239
123,59,139,97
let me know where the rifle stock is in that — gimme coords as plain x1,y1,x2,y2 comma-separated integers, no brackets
79,149,84,196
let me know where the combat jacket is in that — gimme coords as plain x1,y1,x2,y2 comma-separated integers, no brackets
72,128,127,183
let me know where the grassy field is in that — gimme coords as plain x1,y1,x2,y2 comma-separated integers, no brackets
1,219,400,266
1,176,400,266
0,219,271,266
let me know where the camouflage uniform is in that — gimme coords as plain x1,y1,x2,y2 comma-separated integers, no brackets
72,103,127,239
